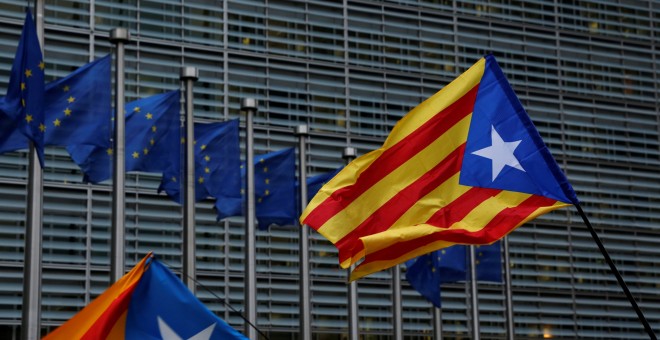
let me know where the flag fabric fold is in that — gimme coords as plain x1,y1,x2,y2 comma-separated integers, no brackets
44,55,112,148
405,242,502,308
217,148,297,229
306,167,342,203
300,55,578,281
44,253,247,340
67,90,180,183
159,119,242,216
0,9,45,165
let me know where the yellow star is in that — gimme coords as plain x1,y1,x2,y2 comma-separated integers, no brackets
106,148,113,155
25,69,32,77
133,107,140,112
53,119,61,127
193,140,197,145
263,166,268,173
21,82,26,91
180,137,185,144
171,176,177,182
143,148,149,155
151,126,157,132
146,113,153,119
38,61,45,70
264,178,270,184
39,123,46,132
63,85,70,92
64,108,72,116
264,189,270,196
200,144,207,151
67,96,75,103
257,197,263,203
21,99,25,107
198,176,204,184
25,114,33,123
204,167,210,173
132,151,139,159
150,138,155,145
204,155,210,162
259,159,265,163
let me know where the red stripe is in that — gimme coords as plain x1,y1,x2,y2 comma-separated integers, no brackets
359,194,556,265
334,144,467,264
81,281,140,340
304,85,479,229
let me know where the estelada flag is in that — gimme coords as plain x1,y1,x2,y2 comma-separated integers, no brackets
44,253,247,339
300,55,578,281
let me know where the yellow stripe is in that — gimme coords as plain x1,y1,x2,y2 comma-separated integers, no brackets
316,115,472,243
382,58,485,148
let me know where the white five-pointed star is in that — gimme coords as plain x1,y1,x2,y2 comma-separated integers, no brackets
471,125,525,181
158,316,216,340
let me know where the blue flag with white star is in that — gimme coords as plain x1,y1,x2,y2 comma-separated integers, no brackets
217,148,296,229
67,90,180,183
44,55,111,148
405,242,502,308
0,9,45,166
159,119,241,215
125,258,247,339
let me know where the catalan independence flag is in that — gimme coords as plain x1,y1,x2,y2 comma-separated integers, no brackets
300,55,578,281
44,253,247,339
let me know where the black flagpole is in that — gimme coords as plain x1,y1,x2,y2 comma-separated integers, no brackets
575,204,656,339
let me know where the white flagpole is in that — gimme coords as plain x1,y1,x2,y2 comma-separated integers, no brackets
180,67,198,293
504,236,515,340
433,307,442,340
295,125,311,340
342,147,359,340
242,98,258,340
109,28,130,283
469,245,480,340
393,265,403,340
22,2,45,339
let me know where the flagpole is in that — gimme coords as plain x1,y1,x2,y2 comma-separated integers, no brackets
181,67,198,293
242,98,258,340
575,204,656,339
295,125,312,340
393,264,403,340
503,236,515,340
342,147,359,340
433,308,442,340
469,245,480,340
22,2,44,339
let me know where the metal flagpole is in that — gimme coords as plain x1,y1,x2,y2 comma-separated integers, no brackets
295,125,311,340
393,265,403,340
503,236,515,340
469,245,480,340
242,98,258,340
181,67,198,293
342,147,359,340
433,307,442,340
109,28,130,283
22,2,45,339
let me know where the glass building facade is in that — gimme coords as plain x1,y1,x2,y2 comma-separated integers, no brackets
0,0,659,338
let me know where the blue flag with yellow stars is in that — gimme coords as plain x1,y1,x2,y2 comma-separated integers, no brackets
159,119,241,214
218,148,296,229
44,55,111,148
405,242,502,308
0,9,45,166
67,90,180,183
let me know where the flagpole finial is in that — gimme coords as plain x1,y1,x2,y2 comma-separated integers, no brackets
241,98,257,111
180,67,198,81
109,28,130,43
294,125,309,136
342,147,357,161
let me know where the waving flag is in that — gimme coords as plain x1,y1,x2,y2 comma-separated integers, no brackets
159,120,241,215
306,168,342,203
301,55,578,280
44,55,112,147
43,253,247,340
67,90,180,183
0,9,45,165
405,242,502,308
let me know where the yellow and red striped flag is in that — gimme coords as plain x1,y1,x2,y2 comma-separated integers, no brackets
300,55,578,281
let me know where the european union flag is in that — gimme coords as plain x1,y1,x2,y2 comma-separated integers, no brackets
67,90,180,183
159,120,241,216
405,242,502,308
306,167,341,203
217,148,296,229
44,55,112,148
125,259,247,339
0,9,45,166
